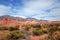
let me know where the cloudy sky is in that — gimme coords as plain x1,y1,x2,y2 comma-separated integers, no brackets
0,0,60,21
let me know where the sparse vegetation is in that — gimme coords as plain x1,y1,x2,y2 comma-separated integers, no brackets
7,31,25,40
0,22,60,40
32,29,46,36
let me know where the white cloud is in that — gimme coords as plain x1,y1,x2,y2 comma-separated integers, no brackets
50,8,60,15
0,5,11,15
20,0,60,21
24,0,54,9
12,15,27,18
0,0,60,21
15,0,55,16
22,0,54,15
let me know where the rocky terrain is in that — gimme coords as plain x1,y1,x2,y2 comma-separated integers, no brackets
0,15,60,40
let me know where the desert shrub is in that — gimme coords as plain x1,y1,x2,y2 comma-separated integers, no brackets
47,24,58,40
33,29,46,36
8,31,25,40
24,24,32,31
0,31,25,40
49,27,57,33
0,26,8,31
8,25,19,31
15,25,19,30
25,26,31,31
8,27,15,31
41,24,49,28
49,25,58,34
32,24,41,28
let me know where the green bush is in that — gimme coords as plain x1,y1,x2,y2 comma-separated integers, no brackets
8,27,14,31
8,25,19,31
8,31,25,40
49,26,57,34
0,31,25,40
32,24,41,28
33,29,45,36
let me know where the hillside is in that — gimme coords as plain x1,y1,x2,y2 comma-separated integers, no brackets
0,15,39,22
0,15,60,23
0,15,60,40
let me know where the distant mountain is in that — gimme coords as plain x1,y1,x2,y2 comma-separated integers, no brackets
0,15,39,22
0,15,26,22
26,18,39,21
0,15,60,23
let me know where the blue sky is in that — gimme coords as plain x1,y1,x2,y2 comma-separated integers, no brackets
0,0,60,21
